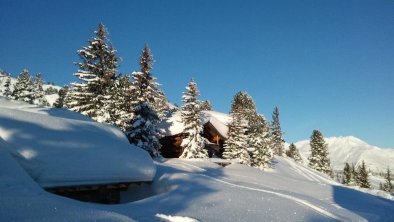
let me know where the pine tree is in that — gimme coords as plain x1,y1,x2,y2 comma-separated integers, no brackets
32,73,49,106
179,80,208,159
131,45,169,118
383,167,393,192
2,76,12,99
250,114,274,169
308,130,332,175
351,163,359,185
126,103,161,158
223,92,250,165
342,162,352,185
356,160,370,188
271,107,284,156
379,182,384,191
286,143,303,163
65,23,120,121
54,86,69,108
12,69,34,104
199,100,213,111
104,75,135,131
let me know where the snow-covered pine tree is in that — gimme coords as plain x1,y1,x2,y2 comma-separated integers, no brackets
342,162,352,185
271,107,284,156
379,183,384,191
286,143,303,163
250,114,274,169
12,70,34,104
126,102,161,158
2,76,12,99
223,92,250,165
308,130,332,175
383,167,393,192
104,74,135,131
32,73,49,106
54,86,69,108
179,80,208,159
65,23,120,121
200,100,213,111
131,45,169,118
351,163,359,185
356,160,370,188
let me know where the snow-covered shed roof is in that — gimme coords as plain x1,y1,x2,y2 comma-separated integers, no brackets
0,98,156,188
159,110,231,138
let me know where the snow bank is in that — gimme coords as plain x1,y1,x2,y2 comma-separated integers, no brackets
0,138,137,222
0,98,155,188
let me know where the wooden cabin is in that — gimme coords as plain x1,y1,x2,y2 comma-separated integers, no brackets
160,120,227,158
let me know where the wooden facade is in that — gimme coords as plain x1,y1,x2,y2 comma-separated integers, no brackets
46,182,148,204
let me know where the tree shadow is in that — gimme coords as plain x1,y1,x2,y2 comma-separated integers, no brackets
332,185,394,221
109,160,225,221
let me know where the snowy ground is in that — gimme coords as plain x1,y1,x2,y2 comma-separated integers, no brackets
1,98,393,221
2,151,393,221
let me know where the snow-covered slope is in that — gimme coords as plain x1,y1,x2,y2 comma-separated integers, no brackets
295,136,394,173
1,97,393,221
0,98,155,187
2,151,393,221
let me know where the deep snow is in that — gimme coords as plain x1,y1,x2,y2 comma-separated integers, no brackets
1,98,393,221
0,98,155,188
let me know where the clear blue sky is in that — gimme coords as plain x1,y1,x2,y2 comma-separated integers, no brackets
1,0,393,147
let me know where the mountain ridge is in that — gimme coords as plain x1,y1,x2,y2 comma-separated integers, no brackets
294,135,394,173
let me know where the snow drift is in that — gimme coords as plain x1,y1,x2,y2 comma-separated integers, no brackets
0,98,155,188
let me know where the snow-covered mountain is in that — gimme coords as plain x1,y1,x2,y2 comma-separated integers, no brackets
295,136,394,173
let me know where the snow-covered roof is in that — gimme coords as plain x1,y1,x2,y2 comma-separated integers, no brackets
159,110,231,138
0,98,156,188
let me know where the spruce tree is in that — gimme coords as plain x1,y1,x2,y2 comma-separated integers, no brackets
2,76,12,99
342,162,352,185
308,130,332,175
250,114,274,169
271,107,284,156
199,100,213,111
32,73,49,106
12,69,34,104
66,23,120,121
104,75,135,131
131,45,169,118
54,86,69,108
223,92,250,165
126,103,161,158
356,160,370,188
379,183,384,191
351,163,359,185
286,143,303,163
383,167,393,192
179,80,208,159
